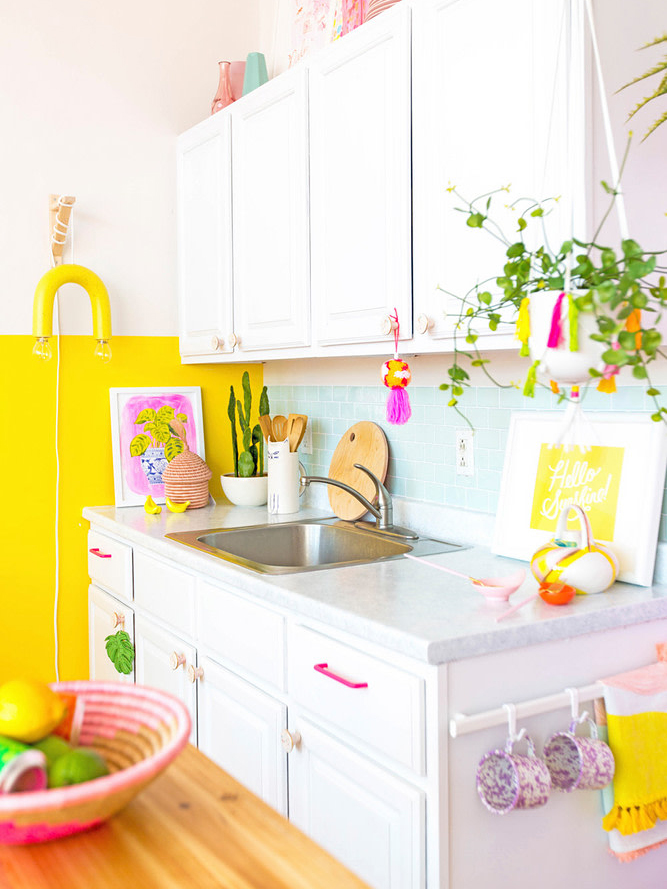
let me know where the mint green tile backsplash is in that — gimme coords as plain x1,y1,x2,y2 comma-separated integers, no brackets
268,384,667,540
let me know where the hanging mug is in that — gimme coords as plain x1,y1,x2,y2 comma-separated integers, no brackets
530,504,618,595
476,734,551,814
543,715,615,792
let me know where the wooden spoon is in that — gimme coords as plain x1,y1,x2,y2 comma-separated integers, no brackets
288,413,308,449
288,417,304,452
258,415,272,441
272,415,287,441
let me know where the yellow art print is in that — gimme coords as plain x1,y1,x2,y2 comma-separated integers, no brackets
529,444,625,541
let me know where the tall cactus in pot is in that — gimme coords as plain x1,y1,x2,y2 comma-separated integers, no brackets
227,372,270,477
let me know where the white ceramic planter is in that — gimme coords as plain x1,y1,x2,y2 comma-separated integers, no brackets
529,290,605,386
220,473,268,507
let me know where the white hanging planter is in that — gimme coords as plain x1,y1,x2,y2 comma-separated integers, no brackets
528,290,606,386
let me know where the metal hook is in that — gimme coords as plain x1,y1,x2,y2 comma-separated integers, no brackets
565,686,589,725
502,702,526,744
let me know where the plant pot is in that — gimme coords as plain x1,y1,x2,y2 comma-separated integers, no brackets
220,474,268,507
529,291,605,386
139,447,168,486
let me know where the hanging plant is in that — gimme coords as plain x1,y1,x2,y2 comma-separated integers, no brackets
618,32,667,141
438,142,667,427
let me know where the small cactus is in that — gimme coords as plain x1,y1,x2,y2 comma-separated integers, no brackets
228,372,269,477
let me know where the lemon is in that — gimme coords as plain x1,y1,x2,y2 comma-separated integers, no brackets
144,495,162,514
166,497,190,513
0,680,66,743
49,748,109,787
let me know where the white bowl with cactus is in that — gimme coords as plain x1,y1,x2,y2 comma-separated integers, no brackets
221,372,270,507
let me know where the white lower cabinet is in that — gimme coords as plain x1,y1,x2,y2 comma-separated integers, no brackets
88,584,135,684
288,715,425,889
134,615,198,745
197,655,288,816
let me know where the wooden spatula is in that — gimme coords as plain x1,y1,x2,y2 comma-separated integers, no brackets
288,417,304,452
258,415,272,441
272,415,287,441
288,413,308,449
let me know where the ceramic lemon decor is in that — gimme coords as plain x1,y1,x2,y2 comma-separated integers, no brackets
531,504,618,595
0,680,66,743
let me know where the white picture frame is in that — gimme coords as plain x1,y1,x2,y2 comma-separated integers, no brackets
492,411,667,586
110,387,205,507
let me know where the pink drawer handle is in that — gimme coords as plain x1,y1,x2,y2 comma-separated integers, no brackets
314,663,368,689
89,547,112,559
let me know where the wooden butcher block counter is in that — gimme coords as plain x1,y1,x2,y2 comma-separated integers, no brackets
0,745,369,889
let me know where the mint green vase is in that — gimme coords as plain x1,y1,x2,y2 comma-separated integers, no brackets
242,52,269,95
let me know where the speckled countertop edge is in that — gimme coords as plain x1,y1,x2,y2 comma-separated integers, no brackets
83,504,667,665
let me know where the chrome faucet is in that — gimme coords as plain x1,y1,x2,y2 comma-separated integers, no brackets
300,463,417,539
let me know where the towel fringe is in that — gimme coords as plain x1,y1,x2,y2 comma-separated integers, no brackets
608,836,667,863
603,797,667,836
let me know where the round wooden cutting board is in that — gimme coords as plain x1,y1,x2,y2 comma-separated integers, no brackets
328,422,389,520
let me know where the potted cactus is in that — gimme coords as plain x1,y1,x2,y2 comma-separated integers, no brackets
221,372,270,506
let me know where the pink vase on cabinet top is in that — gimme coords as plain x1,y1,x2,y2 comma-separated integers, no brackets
211,60,234,115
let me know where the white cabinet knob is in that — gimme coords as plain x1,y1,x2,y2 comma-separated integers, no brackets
210,335,224,351
380,315,398,336
280,729,301,753
188,665,204,683
112,612,125,630
227,332,238,349
416,313,434,335
170,652,186,670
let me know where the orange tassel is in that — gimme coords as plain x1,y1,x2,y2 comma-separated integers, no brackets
550,380,560,394
626,308,642,350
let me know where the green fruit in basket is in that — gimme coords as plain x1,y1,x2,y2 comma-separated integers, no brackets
32,734,71,770
49,747,109,788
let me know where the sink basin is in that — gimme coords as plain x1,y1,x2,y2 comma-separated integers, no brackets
166,518,462,575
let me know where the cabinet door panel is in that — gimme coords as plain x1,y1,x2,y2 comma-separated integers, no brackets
289,717,425,889
309,4,412,346
231,70,310,352
88,584,134,683
177,113,233,357
134,616,197,744
412,0,582,343
198,656,287,816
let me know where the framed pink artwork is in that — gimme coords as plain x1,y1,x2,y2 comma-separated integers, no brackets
110,387,204,507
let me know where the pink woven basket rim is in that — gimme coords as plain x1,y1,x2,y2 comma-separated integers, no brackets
0,681,190,816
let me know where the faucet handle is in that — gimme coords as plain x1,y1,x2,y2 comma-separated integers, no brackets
353,463,390,508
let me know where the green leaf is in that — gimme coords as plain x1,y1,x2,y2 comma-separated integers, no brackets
466,212,486,228
105,631,135,675
517,217,527,231
632,365,648,379
506,242,525,258
439,383,450,391
477,291,492,305
530,207,544,217
156,405,175,423
165,436,185,462
176,413,188,423
238,450,255,477
647,387,661,397
618,330,638,350
129,433,151,457
259,385,270,417
622,238,643,259
153,422,172,444
134,408,156,424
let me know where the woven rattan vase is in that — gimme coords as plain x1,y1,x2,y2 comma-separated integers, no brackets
162,448,212,509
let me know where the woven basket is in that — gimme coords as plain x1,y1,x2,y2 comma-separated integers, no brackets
0,681,190,844
162,449,212,509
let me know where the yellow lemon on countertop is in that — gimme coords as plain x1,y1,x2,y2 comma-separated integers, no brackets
166,497,190,513
0,680,66,743
144,495,162,514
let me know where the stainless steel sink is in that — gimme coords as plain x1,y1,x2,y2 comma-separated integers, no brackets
166,518,462,575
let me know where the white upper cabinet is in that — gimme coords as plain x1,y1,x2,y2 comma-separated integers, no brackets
308,3,412,347
177,112,233,358
231,68,311,352
411,0,583,346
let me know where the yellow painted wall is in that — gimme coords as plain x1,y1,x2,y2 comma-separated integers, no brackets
0,335,262,684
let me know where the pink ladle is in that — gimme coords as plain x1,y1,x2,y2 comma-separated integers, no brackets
403,554,526,602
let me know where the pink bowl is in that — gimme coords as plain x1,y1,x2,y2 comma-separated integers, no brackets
0,681,191,844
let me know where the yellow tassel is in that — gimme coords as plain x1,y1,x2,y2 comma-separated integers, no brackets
568,294,579,352
523,360,539,397
597,377,617,394
516,297,530,355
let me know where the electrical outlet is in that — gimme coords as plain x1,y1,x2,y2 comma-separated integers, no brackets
300,421,313,455
455,429,474,477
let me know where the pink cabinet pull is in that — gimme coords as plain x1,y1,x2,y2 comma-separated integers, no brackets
89,547,112,559
314,663,368,689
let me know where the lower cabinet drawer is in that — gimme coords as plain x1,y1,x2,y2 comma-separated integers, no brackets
87,530,133,602
287,624,425,774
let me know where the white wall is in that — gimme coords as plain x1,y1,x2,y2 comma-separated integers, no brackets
1,0,260,336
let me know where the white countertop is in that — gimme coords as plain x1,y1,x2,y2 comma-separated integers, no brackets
83,503,667,665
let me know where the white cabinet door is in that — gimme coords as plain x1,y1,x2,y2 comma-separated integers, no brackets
88,584,135,684
288,716,425,889
197,655,288,816
177,112,234,358
134,615,197,744
231,70,311,352
412,0,583,345
309,4,412,347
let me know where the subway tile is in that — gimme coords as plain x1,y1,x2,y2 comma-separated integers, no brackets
475,387,500,407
